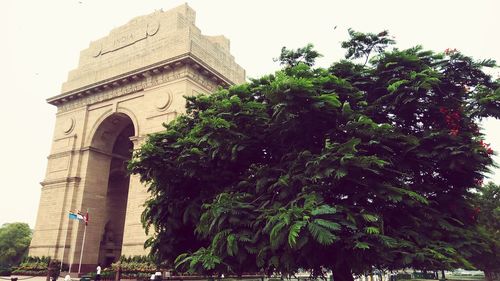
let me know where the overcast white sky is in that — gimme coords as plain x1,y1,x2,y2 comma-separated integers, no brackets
0,0,499,228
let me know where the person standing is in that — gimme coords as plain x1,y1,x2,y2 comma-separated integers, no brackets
95,264,101,281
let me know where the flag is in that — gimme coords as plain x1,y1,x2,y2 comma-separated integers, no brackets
68,210,89,225
84,212,89,226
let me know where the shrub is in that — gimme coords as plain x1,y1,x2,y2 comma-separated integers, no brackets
112,255,157,273
12,256,50,276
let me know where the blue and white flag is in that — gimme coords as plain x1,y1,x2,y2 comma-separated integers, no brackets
68,212,78,220
68,210,89,225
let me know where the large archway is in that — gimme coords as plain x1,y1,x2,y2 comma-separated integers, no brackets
88,112,135,267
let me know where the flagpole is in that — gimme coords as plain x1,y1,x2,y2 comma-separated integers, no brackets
78,209,89,274
60,213,71,273
68,219,75,274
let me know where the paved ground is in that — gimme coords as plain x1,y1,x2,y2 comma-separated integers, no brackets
0,277,49,281
0,277,81,281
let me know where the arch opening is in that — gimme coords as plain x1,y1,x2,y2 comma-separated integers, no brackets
88,113,135,267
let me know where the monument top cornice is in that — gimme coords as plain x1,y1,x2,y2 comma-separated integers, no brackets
48,3,245,106
47,54,231,106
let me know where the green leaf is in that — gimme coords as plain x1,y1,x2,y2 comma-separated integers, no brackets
342,102,353,116
315,94,341,108
270,222,286,248
387,186,429,204
362,213,379,222
313,219,341,231
364,226,380,234
335,168,348,179
338,138,361,154
387,79,409,93
311,205,337,216
288,221,306,247
174,253,191,269
278,174,290,187
403,190,429,204
226,234,238,256
307,222,337,245
385,62,397,68
354,242,370,250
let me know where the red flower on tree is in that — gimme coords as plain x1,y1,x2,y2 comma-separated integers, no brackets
474,178,484,186
444,48,458,55
439,106,461,136
471,206,481,221
479,140,494,155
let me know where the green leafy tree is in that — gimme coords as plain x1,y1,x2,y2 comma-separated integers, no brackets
470,182,500,281
129,30,500,281
341,29,395,65
275,43,322,68
0,223,32,269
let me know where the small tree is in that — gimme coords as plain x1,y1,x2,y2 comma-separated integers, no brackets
0,223,32,270
129,30,500,281
470,182,500,281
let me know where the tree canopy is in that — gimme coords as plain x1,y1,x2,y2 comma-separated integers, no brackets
129,30,500,281
470,182,500,281
0,223,32,269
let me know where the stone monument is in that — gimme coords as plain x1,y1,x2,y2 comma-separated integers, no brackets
29,4,245,272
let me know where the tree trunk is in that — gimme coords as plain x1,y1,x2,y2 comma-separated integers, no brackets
332,261,354,281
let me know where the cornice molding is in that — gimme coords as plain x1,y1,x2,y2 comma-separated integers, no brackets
81,146,130,161
47,54,232,107
40,177,81,187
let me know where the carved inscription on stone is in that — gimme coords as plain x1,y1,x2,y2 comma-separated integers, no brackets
94,21,160,57
147,22,160,36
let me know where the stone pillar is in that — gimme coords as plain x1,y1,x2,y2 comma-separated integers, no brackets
121,136,149,256
66,149,112,273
